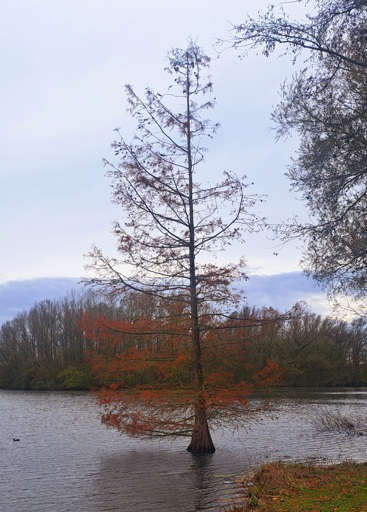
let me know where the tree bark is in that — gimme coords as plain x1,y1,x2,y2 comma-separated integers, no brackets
187,396,215,453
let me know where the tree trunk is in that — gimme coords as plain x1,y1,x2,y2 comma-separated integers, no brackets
187,396,215,453
184,52,215,455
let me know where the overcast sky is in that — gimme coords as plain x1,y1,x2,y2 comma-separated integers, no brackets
1,1,332,320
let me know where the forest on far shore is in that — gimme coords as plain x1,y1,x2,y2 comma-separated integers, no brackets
0,289,366,391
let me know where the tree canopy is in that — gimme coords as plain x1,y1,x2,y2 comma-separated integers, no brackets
230,0,367,312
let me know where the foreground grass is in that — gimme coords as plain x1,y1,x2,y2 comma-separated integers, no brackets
228,461,367,511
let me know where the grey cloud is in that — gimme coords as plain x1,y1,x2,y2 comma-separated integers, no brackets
0,277,81,325
245,272,327,313
0,273,329,326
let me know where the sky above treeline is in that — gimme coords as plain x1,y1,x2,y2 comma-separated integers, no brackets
1,1,333,318
0,273,329,326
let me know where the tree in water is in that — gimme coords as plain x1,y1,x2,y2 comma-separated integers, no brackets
229,0,367,313
85,41,277,453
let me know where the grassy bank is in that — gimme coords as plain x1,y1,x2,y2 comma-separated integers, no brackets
228,461,367,511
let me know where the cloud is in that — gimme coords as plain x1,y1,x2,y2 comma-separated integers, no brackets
0,277,81,325
244,272,330,314
0,272,331,326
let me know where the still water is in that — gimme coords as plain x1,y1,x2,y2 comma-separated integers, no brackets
1,388,367,511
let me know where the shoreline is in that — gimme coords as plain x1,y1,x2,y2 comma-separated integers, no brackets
226,461,367,511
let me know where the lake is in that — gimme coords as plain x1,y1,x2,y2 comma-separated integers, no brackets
1,388,367,511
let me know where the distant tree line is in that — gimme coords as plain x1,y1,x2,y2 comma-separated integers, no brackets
239,306,367,387
0,290,111,390
1,290,367,390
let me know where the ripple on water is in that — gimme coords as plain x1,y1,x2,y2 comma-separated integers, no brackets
1,389,367,511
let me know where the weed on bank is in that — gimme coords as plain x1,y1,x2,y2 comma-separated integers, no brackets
227,461,367,511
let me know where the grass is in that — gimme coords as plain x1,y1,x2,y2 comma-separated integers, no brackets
226,461,367,511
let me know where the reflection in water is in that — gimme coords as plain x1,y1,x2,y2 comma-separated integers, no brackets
93,449,241,511
189,454,213,511
1,389,367,512
95,451,210,511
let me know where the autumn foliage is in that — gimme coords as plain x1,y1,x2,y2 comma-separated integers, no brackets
84,41,279,453
80,294,283,442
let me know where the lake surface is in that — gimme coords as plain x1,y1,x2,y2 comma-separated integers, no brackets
1,388,367,511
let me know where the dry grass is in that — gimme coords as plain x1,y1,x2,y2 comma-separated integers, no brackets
225,461,367,511
312,408,367,436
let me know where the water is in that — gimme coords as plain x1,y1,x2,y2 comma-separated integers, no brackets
1,388,367,511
